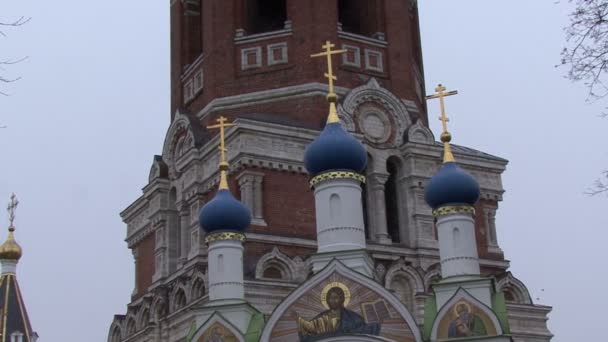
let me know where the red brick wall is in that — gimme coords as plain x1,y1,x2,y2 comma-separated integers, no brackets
134,234,156,298
171,0,427,124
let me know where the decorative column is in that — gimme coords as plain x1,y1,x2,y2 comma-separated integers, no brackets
484,205,503,255
367,173,391,244
132,249,139,296
237,171,266,226
178,204,190,263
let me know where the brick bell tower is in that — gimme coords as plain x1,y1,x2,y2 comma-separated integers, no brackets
108,1,552,341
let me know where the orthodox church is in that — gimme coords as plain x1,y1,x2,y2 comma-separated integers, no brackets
0,194,38,342
108,1,552,341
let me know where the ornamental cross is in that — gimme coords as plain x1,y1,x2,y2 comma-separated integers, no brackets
310,41,347,97
207,116,236,166
426,84,458,134
7,193,18,228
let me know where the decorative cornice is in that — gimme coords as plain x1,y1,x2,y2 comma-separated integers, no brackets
432,205,475,217
309,171,365,188
205,232,246,244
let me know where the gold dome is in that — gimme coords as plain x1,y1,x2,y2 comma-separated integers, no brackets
0,227,22,261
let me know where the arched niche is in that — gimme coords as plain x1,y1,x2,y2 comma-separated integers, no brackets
255,247,296,281
384,262,424,314
497,272,532,305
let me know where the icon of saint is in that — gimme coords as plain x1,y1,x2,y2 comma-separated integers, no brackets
447,302,487,338
295,286,380,342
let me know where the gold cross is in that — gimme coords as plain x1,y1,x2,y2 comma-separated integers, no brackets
426,84,458,134
6,193,18,230
311,41,347,99
207,116,236,167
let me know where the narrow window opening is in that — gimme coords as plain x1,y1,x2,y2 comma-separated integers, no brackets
245,0,287,35
385,159,401,243
338,0,383,37
182,0,203,67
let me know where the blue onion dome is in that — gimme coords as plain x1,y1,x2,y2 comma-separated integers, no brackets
304,122,368,176
199,188,251,233
425,162,480,209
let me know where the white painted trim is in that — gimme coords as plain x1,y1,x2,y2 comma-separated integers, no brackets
267,42,288,66
342,44,361,67
234,28,293,45
364,49,384,72
338,31,388,48
241,46,262,70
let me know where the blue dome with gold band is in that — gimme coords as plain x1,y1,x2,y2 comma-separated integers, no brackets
199,189,251,233
304,122,367,176
425,162,480,209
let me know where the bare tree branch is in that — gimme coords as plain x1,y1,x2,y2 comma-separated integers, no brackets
0,16,30,37
0,16,30,97
585,170,608,195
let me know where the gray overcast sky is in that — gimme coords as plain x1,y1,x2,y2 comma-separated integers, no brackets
1,1,605,341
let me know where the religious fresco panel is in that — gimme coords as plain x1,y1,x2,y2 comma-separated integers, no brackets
197,322,240,342
435,299,497,340
269,272,416,342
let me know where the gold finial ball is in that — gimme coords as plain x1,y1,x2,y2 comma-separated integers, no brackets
326,93,337,103
219,161,229,171
440,132,452,143
0,230,22,261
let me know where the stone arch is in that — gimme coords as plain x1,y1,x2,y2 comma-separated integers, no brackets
423,266,442,293
255,247,296,281
137,303,151,330
341,78,413,146
405,119,435,145
107,320,123,342
497,272,532,304
151,296,167,322
384,262,424,313
161,110,203,169
125,316,137,336
171,284,189,312
190,272,206,300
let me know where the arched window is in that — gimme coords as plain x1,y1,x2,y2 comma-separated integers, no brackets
140,309,150,329
173,289,187,312
389,275,415,313
245,0,287,35
338,0,384,38
126,318,136,336
182,0,203,66
385,158,401,243
111,327,121,342
192,278,205,299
